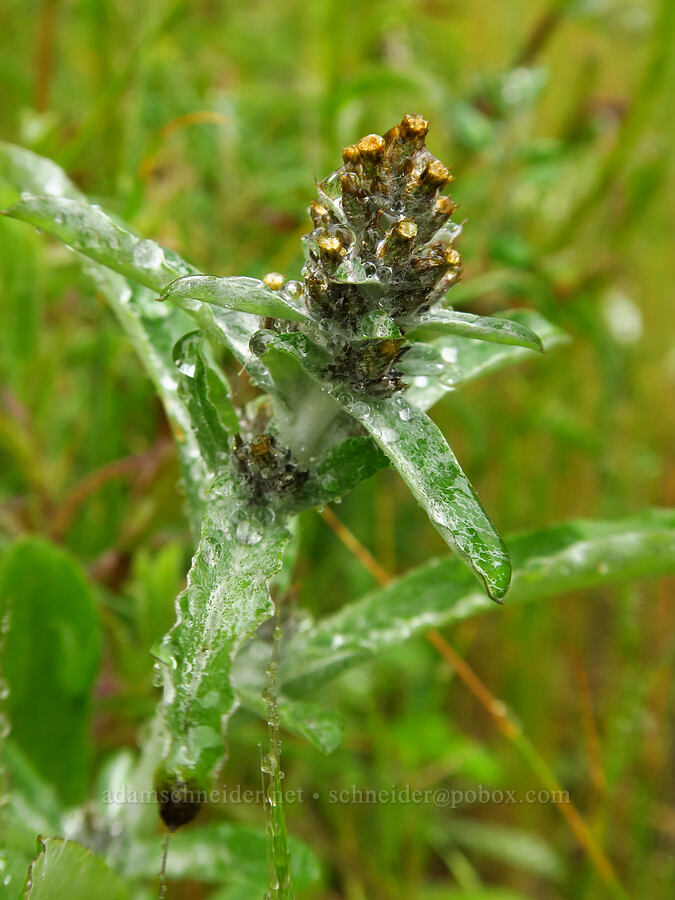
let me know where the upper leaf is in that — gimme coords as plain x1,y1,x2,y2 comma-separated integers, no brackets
262,333,511,600
161,275,311,323
410,308,544,351
406,309,567,411
0,180,269,386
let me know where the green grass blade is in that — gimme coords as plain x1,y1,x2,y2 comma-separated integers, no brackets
161,275,310,323
278,509,675,692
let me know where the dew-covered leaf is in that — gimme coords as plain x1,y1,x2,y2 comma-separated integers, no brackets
338,394,510,601
0,173,269,385
293,436,388,512
406,310,567,411
233,655,344,754
3,194,190,291
411,309,544,351
0,538,100,804
278,509,675,692
80,265,209,532
154,479,290,807
160,275,310,323
24,838,129,900
262,333,510,600
0,141,84,204
172,330,239,471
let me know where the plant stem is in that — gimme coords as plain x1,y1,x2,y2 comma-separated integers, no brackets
263,604,294,899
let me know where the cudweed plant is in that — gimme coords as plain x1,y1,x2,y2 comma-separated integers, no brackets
1,115,674,898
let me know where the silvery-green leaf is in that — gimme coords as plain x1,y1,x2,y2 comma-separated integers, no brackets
0,183,269,385
406,310,567,411
262,333,510,601
154,480,290,804
160,275,310,323
0,141,84,203
411,308,544,351
279,509,675,692
397,343,445,376
172,331,239,472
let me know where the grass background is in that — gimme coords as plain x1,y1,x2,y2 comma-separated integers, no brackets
0,0,673,897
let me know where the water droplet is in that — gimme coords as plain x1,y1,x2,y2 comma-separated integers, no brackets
398,406,412,422
201,538,222,566
336,389,355,407
133,239,163,269
151,663,163,688
363,262,377,278
351,400,369,418
254,507,276,527
235,517,262,545
378,265,393,283
280,280,303,300
249,329,275,357
174,356,196,378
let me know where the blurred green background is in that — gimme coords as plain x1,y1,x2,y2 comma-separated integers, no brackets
0,0,673,898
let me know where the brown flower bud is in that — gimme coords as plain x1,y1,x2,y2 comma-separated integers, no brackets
309,200,331,227
263,272,285,291
317,233,346,261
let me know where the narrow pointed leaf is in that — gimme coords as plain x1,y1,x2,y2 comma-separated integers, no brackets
154,479,290,807
78,264,210,533
0,141,84,203
406,310,567,411
173,330,239,472
411,308,544,351
3,194,191,291
339,393,511,600
235,681,344,755
262,333,510,600
278,509,675,692
161,275,310,323
0,176,269,385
